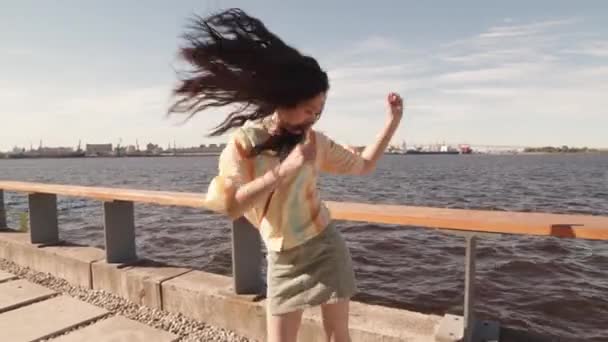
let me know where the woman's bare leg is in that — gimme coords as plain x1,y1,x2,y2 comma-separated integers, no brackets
321,300,351,342
267,309,304,342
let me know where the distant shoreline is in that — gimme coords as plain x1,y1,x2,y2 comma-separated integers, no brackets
0,153,221,160
385,151,608,156
1,151,607,160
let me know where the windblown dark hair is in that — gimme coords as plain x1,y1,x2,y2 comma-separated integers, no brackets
169,8,329,136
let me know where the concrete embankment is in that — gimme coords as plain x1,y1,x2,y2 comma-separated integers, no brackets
0,229,448,341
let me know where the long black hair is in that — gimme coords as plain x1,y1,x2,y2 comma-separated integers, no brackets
169,8,329,137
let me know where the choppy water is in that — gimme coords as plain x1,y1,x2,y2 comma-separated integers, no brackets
1,154,607,341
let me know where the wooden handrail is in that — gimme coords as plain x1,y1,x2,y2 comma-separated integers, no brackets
326,202,608,240
1,180,607,241
0,181,206,208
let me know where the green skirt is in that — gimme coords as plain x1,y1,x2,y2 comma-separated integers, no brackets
266,223,357,315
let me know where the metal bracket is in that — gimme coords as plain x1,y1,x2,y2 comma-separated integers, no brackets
471,319,500,342
437,228,501,239
435,315,500,342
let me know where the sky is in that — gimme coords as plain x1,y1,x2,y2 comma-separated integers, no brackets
1,0,607,151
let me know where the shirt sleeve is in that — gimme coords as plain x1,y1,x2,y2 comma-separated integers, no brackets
204,129,253,216
316,131,365,175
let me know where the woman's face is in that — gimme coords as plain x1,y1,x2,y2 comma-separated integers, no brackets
276,92,326,134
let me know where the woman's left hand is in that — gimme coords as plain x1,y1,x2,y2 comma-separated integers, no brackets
387,92,404,122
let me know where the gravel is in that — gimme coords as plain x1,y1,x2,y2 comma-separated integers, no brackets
0,258,252,342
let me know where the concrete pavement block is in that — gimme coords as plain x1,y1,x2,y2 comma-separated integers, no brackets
435,314,464,342
38,245,105,288
91,261,126,297
52,315,178,342
299,301,442,342
350,301,441,341
0,279,56,313
0,270,17,283
162,270,267,341
0,232,104,288
91,260,191,309
0,295,108,342
0,231,33,261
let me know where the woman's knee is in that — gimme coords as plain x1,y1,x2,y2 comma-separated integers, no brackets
267,310,303,342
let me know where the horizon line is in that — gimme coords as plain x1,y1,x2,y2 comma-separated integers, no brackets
1,139,607,152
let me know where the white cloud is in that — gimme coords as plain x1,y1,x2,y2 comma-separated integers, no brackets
0,89,27,100
351,36,410,55
329,62,426,80
572,65,608,78
52,87,170,119
5,48,34,56
434,63,546,84
314,18,608,147
0,85,184,150
477,19,577,39
440,48,560,66
439,87,519,97
564,40,608,57
320,35,418,68
1,17,607,151
438,19,579,68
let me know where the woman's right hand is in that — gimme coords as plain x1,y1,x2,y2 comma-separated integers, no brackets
278,131,316,177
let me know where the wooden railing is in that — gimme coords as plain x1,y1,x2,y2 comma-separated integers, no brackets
2,181,606,240
1,180,607,341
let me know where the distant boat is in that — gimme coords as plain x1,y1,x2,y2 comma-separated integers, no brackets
404,144,473,155
405,150,460,155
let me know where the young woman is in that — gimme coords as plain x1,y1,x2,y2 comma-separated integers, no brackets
169,8,403,342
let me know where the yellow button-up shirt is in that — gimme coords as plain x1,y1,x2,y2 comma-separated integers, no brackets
205,120,365,251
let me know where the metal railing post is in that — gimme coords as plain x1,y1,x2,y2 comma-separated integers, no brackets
436,230,495,341
464,235,477,342
28,193,59,244
232,217,264,295
0,189,6,228
103,200,137,263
